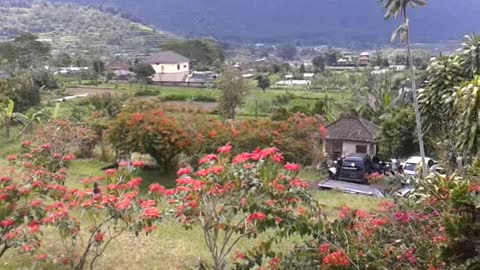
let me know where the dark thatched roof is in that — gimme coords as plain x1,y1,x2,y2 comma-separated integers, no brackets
326,116,380,143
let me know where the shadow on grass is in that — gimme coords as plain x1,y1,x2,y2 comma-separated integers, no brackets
138,167,177,191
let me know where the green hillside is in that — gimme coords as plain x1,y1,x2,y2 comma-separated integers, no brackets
0,1,176,57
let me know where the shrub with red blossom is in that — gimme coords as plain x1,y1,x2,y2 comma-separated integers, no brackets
153,145,317,270
107,108,192,171
110,108,327,171
1,140,162,270
241,173,479,270
188,113,327,166
40,164,163,270
0,143,74,259
29,120,99,158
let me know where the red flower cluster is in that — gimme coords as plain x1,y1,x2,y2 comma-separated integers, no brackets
284,163,301,171
247,212,267,223
322,250,350,266
319,243,331,253
368,172,383,182
468,184,480,192
289,178,308,188
177,167,192,176
378,200,395,212
62,153,76,161
94,232,104,243
217,143,232,154
132,161,145,168
0,218,15,228
232,153,251,164
199,154,218,165
143,207,161,219
148,183,166,195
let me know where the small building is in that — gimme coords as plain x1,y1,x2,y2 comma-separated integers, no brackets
105,61,129,72
105,61,132,80
325,116,380,161
186,71,217,83
145,51,190,82
358,52,370,66
390,65,406,71
0,70,10,79
242,73,256,79
303,73,315,79
337,58,349,66
275,80,311,87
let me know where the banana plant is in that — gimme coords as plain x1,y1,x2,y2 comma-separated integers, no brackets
1,99,15,137
17,108,49,135
1,99,49,137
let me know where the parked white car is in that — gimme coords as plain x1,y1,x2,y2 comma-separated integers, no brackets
403,156,437,176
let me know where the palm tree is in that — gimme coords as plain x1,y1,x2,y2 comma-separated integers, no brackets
380,0,428,177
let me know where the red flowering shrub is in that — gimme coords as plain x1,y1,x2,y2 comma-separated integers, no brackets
153,145,318,270
29,120,99,158
38,163,162,270
107,108,192,171
0,143,74,259
1,139,162,269
181,112,327,166
240,174,480,270
108,108,326,171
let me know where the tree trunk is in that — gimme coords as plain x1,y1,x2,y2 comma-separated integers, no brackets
5,119,9,137
213,257,227,270
0,243,9,258
404,7,428,178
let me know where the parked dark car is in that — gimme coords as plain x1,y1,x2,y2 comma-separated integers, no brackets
337,153,372,184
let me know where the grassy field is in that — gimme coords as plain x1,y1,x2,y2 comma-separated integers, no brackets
0,135,380,270
55,81,353,119
0,81,371,269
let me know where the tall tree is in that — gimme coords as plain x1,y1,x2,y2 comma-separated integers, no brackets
379,106,419,159
132,63,155,83
0,33,51,69
217,67,249,119
312,55,326,72
51,52,72,67
324,49,339,66
299,63,306,74
276,44,297,60
92,59,105,75
256,75,270,92
160,38,225,70
380,0,428,177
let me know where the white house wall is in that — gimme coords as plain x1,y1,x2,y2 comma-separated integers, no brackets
342,141,376,157
151,62,189,74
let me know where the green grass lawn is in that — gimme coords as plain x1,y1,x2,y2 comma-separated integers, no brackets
57,81,352,118
0,81,372,269
0,133,21,158
0,156,380,270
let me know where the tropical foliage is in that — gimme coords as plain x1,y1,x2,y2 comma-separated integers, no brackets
419,35,480,165
237,173,480,270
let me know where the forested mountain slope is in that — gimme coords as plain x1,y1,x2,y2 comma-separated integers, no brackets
47,0,480,44
0,1,176,57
